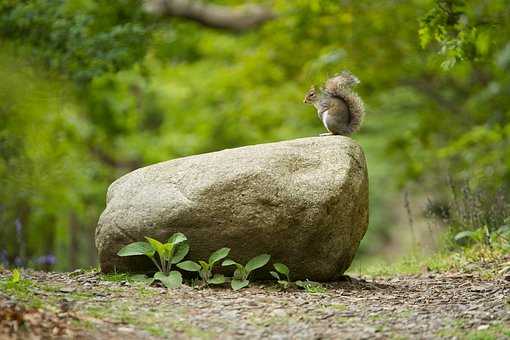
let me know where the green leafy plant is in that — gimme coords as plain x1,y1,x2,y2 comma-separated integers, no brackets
270,263,322,291
222,254,271,290
270,263,291,289
117,232,189,288
453,226,492,247
129,274,156,285
296,279,326,293
1,268,32,292
10,268,21,284
177,247,230,285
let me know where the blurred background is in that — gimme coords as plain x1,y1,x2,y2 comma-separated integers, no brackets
0,0,508,271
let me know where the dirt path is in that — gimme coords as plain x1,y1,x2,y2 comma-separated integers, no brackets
1,269,509,339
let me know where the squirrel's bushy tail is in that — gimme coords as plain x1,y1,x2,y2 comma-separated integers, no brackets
335,87,365,135
324,70,365,135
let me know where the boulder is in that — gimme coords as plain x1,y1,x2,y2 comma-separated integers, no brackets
95,136,368,281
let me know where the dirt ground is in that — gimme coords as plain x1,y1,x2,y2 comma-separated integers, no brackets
1,268,509,339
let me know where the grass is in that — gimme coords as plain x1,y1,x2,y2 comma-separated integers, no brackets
0,271,98,311
1,234,507,339
73,284,216,338
330,303,347,311
0,275,42,308
438,321,510,339
100,272,131,282
349,238,509,279
303,283,327,294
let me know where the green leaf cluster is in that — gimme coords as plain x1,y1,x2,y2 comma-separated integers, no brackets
117,234,272,290
177,247,230,286
117,232,189,288
117,233,327,292
0,0,149,83
270,263,321,291
221,254,271,290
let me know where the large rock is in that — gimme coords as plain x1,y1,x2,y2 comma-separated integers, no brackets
95,137,368,281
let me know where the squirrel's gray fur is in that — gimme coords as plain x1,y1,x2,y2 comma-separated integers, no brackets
303,70,365,136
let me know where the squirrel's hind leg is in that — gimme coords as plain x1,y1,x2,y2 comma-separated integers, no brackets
319,132,333,136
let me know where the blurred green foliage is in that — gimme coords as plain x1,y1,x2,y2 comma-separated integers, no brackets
0,0,508,270
0,0,149,83
412,0,510,188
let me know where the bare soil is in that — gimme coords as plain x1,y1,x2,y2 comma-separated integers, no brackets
1,268,509,339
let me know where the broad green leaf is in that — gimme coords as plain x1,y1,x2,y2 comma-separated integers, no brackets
168,232,187,245
231,279,249,291
145,237,165,257
129,274,147,281
154,271,166,280
269,271,280,280
171,242,189,264
222,259,239,267
129,274,155,285
207,274,226,285
198,260,210,270
245,254,271,273
177,260,201,271
154,271,168,285
208,247,230,264
167,271,183,288
163,243,175,261
454,230,474,245
273,263,289,276
117,242,155,257
154,271,182,288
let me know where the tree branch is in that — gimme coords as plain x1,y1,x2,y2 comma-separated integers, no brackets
143,0,275,32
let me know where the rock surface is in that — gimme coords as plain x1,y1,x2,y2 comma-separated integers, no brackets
95,136,368,280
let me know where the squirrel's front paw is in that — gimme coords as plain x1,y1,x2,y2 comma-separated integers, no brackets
319,132,333,136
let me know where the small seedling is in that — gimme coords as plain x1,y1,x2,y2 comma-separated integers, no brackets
10,268,21,284
296,279,326,293
1,268,33,292
270,263,322,291
222,254,270,290
270,263,291,289
117,232,189,288
177,247,230,285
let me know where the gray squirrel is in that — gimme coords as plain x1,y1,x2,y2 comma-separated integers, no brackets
303,70,365,136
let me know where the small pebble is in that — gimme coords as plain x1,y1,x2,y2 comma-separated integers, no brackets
117,326,135,333
271,309,287,317
59,287,76,293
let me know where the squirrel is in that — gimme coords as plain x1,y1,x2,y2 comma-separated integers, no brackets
303,70,365,136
